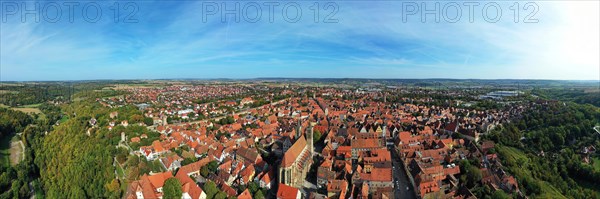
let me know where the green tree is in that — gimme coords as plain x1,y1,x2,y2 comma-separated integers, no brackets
129,114,144,123
127,155,140,167
214,192,227,199
143,117,154,126
491,190,510,199
313,129,322,143
207,160,219,173
254,190,265,199
247,182,259,194
200,165,209,177
466,165,482,188
204,181,218,199
181,157,198,166
163,178,182,199
116,153,128,165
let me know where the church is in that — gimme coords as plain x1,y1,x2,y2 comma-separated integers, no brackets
279,124,314,188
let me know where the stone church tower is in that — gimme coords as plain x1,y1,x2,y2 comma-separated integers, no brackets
307,124,314,155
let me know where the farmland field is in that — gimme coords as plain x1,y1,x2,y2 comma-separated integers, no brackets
11,107,42,114
1,103,44,114
0,90,18,94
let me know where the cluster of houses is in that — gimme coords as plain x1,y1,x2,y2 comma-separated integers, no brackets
114,85,529,199
100,85,259,124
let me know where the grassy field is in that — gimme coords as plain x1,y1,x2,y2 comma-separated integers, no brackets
1,103,44,114
18,103,42,108
11,107,42,114
0,90,18,94
0,135,11,167
59,115,69,124
0,135,21,167
593,157,600,171
9,141,24,166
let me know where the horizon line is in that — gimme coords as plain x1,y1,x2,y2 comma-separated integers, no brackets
1,77,599,82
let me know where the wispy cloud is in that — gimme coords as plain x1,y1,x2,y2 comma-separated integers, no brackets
0,1,598,81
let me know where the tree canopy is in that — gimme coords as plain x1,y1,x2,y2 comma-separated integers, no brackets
163,177,182,199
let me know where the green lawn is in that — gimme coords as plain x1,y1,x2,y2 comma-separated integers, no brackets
593,157,600,171
17,103,42,108
59,115,69,124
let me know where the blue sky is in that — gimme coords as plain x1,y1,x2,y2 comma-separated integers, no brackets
1,0,598,81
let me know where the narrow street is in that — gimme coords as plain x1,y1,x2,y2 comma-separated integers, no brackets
390,146,417,199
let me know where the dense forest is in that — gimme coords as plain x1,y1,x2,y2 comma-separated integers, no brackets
0,108,33,138
34,100,151,198
0,108,36,199
35,116,117,198
0,84,73,106
0,92,137,198
532,88,600,107
485,101,600,199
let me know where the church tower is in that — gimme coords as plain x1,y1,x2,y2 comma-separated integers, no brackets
307,124,314,156
295,120,302,140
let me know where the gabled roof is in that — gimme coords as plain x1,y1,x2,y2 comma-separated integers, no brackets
238,189,253,199
282,135,307,168
237,147,260,163
277,183,300,199
147,171,173,189
176,170,204,199
179,157,214,175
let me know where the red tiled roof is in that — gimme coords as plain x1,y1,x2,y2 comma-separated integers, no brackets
351,138,383,149
238,189,252,199
360,167,392,182
277,183,300,199
178,157,214,175
282,136,307,168
147,171,173,190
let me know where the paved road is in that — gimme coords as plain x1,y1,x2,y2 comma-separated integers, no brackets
594,126,600,135
390,146,417,199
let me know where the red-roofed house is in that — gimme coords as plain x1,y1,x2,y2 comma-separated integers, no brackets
277,183,301,199
237,189,252,199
